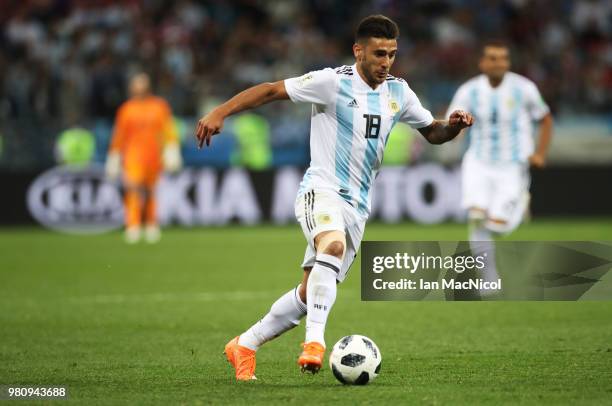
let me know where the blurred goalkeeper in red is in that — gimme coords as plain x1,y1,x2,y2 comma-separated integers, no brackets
105,73,182,243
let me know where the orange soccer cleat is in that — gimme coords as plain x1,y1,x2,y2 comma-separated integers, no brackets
298,342,326,374
224,336,257,381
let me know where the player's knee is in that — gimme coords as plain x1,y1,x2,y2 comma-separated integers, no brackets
125,184,139,194
468,208,487,223
315,231,346,259
323,240,345,259
485,219,513,236
125,183,146,197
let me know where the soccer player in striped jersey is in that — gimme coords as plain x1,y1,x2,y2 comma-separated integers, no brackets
446,41,554,289
195,15,473,380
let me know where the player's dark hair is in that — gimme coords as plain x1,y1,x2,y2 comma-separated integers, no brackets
481,39,509,53
355,15,399,42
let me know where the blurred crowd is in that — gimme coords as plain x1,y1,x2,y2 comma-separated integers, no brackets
0,0,611,168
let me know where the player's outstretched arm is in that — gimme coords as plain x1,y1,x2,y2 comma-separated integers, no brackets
418,110,474,145
195,81,289,148
529,112,553,168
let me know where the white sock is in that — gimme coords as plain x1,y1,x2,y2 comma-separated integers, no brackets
238,285,307,351
469,224,498,282
305,253,341,348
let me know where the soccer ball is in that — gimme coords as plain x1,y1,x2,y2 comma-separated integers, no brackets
329,335,381,385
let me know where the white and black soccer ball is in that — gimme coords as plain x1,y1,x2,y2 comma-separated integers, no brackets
329,335,381,385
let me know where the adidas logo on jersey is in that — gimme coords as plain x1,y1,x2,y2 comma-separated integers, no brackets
347,99,359,108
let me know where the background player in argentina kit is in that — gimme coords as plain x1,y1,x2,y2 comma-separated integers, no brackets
446,41,554,288
195,15,474,380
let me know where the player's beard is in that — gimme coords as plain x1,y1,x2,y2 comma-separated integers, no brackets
361,62,386,85
488,68,507,83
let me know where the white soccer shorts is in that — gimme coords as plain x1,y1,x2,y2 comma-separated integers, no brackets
294,189,365,282
461,154,530,233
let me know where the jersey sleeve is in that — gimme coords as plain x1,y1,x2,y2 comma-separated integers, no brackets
400,84,434,129
524,81,550,120
445,83,471,120
284,68,337,105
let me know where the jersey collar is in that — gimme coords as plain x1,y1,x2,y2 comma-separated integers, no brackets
482,72,509,91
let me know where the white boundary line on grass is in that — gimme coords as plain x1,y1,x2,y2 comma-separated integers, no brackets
68,290,360,304
68,291,278,304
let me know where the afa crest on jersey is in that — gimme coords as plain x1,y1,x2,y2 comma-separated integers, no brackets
317,213,332,225
389,100,400,113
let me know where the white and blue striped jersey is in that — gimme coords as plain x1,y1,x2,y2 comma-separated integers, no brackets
285,64,433,217
446,72,549,164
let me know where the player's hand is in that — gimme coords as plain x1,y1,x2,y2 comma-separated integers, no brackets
449,110,474,129
195,109,225,148
163,143,183,172
528,153,546,168
105,152,121,180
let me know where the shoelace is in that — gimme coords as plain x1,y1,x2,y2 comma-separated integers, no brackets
236,351,255,375
302,342,324,354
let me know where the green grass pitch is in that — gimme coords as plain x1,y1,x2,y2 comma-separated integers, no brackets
1,219,611,405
